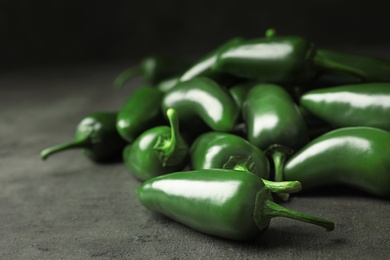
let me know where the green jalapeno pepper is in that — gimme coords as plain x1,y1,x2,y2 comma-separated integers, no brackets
40,112,127,163
243,84,309,200
317,49,390,83
123,108,188,181
179,37,245,85
284,127,390,198
114,55,189,89
300,83,390,131
243,84,309,149
212,35,366,84
161,77,239,133
136,169,334,241
116,86,165,143
190,132,270,179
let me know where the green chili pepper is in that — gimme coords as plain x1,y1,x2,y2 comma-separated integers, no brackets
243,84,309,200
284,127,390,198
161,77,239,132
317,49,390,83
243,84,309,149
117,86,165,143
136,169,334,241
190,132,270,179
300,83,390,131
212,35,366,84
40,112,126,163
123,108,188,181
179,37,245,84
114,55,189,89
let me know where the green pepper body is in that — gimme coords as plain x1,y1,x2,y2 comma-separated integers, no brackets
212,36,365,83
117,86,165,142
317,49,390,82
40,112,127,162
114,56,189,88
213,36,316,83
300,83,390,131
180,38,244,83
123,108,188,181
284,127,390,197
136,169,334,240
190,132,269,179
161,77,239,132
243,84,309,150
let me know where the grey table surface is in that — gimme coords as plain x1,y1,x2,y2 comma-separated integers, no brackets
1,63,389,260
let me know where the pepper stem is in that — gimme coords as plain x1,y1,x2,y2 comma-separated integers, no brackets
40,136,91,160
113,66,143,89
254,189,335,232
154,108,188,166
314,54,367,82
265,145,294,201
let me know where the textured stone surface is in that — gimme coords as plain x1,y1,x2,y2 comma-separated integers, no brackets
1,64,389,259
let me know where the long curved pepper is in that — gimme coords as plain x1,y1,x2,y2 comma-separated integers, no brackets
113,55,190,89
40,112,127,163
212,34,366,84
123,108,189,181
284,127,390,198
161,77,239,132
136,170,334,241
300,83,390,131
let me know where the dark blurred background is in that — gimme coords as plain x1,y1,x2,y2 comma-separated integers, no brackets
1,0,389,70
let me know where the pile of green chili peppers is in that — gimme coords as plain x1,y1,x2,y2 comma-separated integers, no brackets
41,29,390,241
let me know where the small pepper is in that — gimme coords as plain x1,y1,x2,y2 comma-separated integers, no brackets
123,108,188,181
284,127,390,198
161,77,239,133
190,132,270,179
317,49,390,83
116,86,165,143
212,34,366,84
300,83,390,131
136,169,334,241
40,112,127,163
114,55,189,89
242,84,309,200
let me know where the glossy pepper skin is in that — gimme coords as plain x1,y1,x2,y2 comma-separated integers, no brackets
212,35,365,84
190,132,270,179
136,170,334,241
300,83,390,131
180,38,244,83
243,84,309,150
284,127,390,198
243,84,309,200
123,108,188,181
117,86,165,143
40,112,127,163
317,49,390,83
161,77,239,132
114,55,189,89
